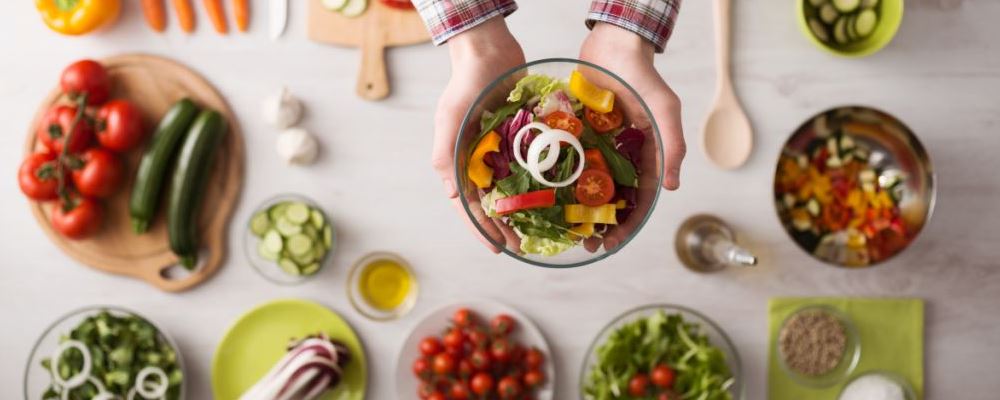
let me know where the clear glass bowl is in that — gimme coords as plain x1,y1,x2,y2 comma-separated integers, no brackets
24,306,186,400
455,58,665,268
580,304,743,399
346,252,419,321
775,305,861,388
838,371,916,400
243,193,337,285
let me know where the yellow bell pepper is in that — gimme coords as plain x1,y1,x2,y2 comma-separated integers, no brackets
468,131,502,189
36,0,120,36
565,204,618,225
569,70,614,114
569,223,595,239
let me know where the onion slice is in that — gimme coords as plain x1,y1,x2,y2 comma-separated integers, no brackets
135,366,169,399
511,122,586,188
50,340,92,390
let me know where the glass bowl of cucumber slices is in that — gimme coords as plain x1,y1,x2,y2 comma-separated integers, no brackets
797,0,903,57
244,194,337,285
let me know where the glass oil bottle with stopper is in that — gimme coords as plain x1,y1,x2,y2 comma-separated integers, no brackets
675,214,757,272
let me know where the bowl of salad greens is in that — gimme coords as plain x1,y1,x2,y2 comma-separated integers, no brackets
455,58,664,268
581,304,742,400
24,306,185,400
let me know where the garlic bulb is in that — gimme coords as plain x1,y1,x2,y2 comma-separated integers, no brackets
262,87,303,129
276,128,319,165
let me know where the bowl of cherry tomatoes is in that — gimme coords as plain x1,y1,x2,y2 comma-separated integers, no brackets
396,300,554,399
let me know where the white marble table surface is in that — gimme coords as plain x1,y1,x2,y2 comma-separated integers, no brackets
2,0,998,398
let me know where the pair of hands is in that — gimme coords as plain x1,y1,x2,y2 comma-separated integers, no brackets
431,18,687,253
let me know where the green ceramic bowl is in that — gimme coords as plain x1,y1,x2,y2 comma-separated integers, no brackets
797,0,904,57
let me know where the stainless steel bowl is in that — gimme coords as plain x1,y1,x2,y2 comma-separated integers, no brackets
774,106,935,267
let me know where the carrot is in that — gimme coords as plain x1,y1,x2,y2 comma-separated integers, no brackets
203,0,228,34
233,0,249,32
141,0,167,32
172,0,196,33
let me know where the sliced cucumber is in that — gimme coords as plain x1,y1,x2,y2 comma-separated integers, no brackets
833,16,850,45
301,263,321,275
263,230,283,253
279,258,301,276
250,212,271,237
275,217,302,236
258,241,279,261
861,0,879,9
833,0,860,13
322,0,349,11
808,18,830,43
845,14,858,41
855,9,878,37
340,0,368,18
819,3,839,25
310,210,325,229
268,203,289,222
287,234,314,256
285,202,311,224
323,225,333,248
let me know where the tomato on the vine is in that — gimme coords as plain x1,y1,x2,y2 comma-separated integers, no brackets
60,59,110,105
584,106,624,133
96,99,145,152
38,105,93,154
18,152,63,200
71,148,123,198
51,197,102,239
470,372,494,396
491,314,516,335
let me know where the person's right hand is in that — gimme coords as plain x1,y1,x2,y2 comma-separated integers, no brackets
432,17,525,253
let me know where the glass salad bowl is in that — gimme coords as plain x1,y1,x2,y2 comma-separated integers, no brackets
25,306,186,400
243,193,337,285
455,58,665,268
580,304,743,400
774,106,935,268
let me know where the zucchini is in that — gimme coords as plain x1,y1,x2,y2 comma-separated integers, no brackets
855,9,878,37
167,110,227,269
833,0,860,13
129,98,200,233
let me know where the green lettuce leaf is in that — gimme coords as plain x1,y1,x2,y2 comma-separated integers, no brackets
508,74,565,103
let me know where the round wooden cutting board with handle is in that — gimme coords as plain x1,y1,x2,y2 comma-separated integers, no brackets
24,54,244,292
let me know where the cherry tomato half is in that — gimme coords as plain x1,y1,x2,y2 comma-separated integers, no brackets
585,106,624,133
38,105,93,154
51,197,103,239
575,169,616,206
60,59,110,105
543,111,583,137
18,152,63,200
96,99,145,152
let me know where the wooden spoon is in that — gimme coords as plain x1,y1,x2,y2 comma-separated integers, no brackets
703,0,753,170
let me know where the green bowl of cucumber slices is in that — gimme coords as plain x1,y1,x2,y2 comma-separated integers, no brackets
244,194,336,285
798,0,903,57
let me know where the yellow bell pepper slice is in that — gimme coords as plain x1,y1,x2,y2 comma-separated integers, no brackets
565,204,618,225
569,70,615,114
468,131,502,189
569,223,595,239
36,0,121,36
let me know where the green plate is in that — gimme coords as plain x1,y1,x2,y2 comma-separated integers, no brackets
211,299,367,400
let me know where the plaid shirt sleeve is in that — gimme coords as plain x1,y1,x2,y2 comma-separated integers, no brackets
413,0,519,45
586,0,682,53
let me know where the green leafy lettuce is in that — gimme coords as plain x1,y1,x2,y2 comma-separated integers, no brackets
582,128,638,188
508,74,565,103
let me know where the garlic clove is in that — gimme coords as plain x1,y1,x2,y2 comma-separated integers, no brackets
262,87,304,129
276,127,320,165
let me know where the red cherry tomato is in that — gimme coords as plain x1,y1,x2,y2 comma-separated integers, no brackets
651,364,675,388
443,328,465,350
51,197,102,239
432,353,456,375
413,357,432,379
543,111,583,137
37,105,93,154
628,374,650,397
490,338,513,363
453,308,475,327
524,348,544,370
584,106,624,133
470,372,494,396
468,328,490,348
418,381,435,399
60,59,110,105
523,369,545,388
469,348,492,371
491,314,516,335
497,376,522,399
583,149,610,173
426,392,446,400
71,148,123,198
449,381,471,399
18,152,63,200
95,99,145,152
457,359,474,378
419,337,444,357
575,169,616,206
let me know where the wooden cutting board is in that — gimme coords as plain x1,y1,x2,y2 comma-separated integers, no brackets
24,54,244,292
307,0,431,100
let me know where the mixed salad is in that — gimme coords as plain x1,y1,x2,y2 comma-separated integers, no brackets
466,70,646,256
40,310,183,400
584,311,734,400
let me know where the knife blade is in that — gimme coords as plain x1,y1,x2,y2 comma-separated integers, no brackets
269,0,288,40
